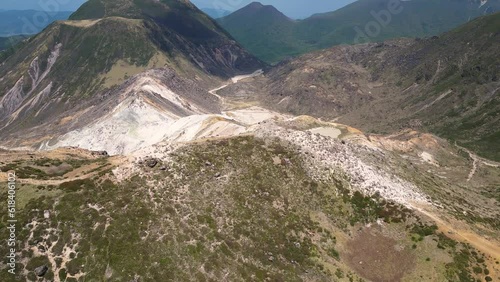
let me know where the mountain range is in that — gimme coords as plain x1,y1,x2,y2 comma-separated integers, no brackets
0,1,499,281
218,0,500,63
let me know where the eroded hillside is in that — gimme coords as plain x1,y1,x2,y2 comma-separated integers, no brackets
0,0,264,150
225,12,500,161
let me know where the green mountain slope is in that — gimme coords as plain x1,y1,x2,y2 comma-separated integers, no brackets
218,0,500,63
0,35,28,51
217,2,310,63
1,134,497,281
352,11,500,161
258,12,500,161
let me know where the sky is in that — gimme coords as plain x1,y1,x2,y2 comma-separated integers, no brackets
0,0,357,19
0,0,87,11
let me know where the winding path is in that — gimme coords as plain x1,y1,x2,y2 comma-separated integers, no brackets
208,69,263,105
456,144,500,182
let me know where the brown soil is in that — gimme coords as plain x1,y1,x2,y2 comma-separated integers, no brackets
345,226,415,282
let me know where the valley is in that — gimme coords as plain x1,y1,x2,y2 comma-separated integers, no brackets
221,12,500,162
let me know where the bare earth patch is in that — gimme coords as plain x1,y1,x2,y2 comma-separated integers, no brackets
61,19,102,27
345,226,415,282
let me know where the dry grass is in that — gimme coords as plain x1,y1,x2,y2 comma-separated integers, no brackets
101,52,170,88
61,19,102,28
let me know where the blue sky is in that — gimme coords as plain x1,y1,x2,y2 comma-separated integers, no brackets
0,0,356,19
0,0,87,11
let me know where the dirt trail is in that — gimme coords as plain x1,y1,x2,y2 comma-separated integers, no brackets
231,69,263,83
415,89,452,114
457,144,500,181
467,154,478,182
430,59,441,84
15,156,125,186
413,203,500,278
208,69,263,107
17,168,108,186
208,85,226,99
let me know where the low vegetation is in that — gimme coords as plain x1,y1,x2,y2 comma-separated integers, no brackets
0,136,490,281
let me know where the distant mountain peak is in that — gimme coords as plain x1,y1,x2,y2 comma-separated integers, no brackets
247,2,265,8
221,1,291,22
247,1,287,14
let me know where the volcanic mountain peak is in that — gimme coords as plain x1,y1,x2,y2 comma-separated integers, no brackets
246,1,280,11
247,1,264,8
69,0,197,20
68,0,231,40
224,1,292,21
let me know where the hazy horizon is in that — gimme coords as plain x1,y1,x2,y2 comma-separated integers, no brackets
0,0,357,19
191,0,356,19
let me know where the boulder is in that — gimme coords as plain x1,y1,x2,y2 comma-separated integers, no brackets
145,158,158,168
91,150,109,157
34,265,48,277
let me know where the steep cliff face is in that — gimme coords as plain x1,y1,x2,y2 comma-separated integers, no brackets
0,43,61,121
